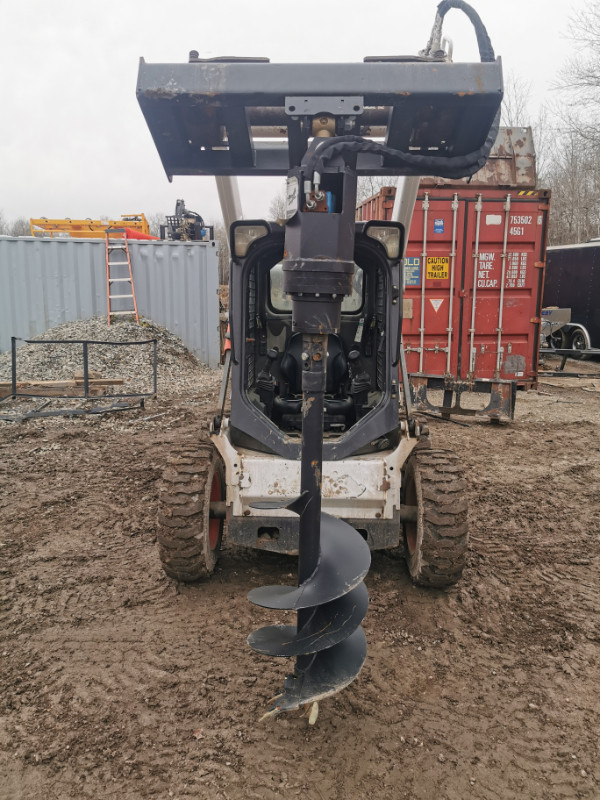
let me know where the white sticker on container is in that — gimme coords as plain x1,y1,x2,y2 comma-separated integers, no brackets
486,214,503,226
430,299,444,313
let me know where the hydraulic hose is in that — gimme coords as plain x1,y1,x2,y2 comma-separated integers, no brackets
304,0,500,183
440,0,495,61
304,119,500,182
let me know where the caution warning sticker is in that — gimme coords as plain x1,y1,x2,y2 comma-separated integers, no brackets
426,256,449,280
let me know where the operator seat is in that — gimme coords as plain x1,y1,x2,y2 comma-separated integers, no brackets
272,332,354,427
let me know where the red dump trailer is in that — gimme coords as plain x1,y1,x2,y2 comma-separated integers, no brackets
356,127,550,419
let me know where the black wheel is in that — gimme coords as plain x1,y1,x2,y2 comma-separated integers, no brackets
549,329,567,349
569,328,589,352
401,449,469,588
157,442,225,582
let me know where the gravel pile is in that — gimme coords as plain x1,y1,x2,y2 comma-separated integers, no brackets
0,317,221,399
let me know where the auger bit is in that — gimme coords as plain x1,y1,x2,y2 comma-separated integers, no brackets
247,148,371,719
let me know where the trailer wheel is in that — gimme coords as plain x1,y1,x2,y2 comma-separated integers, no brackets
401,449,469,588
549,329,567,349
569,328,590,352
157,442,225,582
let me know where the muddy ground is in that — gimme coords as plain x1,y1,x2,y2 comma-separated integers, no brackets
1,359,599,800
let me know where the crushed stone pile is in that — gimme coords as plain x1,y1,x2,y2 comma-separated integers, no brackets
0,317,221,399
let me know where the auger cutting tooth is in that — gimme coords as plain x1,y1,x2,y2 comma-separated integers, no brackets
259,705,283,722
259,627,368,714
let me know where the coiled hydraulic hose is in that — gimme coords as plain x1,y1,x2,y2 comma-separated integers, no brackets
304,0,501,185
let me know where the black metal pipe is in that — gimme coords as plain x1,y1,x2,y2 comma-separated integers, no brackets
153,339,158,396
8,391,155,400
5,337,158,402
19,338,156,346
11,337,17,399
83,341,89,398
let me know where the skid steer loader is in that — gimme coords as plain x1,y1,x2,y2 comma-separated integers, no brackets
138,0,503,718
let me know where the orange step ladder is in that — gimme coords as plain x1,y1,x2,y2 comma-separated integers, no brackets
105,230,139,325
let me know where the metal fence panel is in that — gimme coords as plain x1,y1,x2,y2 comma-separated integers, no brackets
0,236,220,367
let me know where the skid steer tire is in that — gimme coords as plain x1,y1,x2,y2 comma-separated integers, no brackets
157,442,225,582
402,449,468,589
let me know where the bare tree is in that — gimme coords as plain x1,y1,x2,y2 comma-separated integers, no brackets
0,211,9,235
268,186,288,221
501,71,532,128
9,217,30,237
556,3,600,143
536,3,600,243
530,102,556,187
211,222,230,285
542,127,600,245
356,175,395,204
147,212,166,238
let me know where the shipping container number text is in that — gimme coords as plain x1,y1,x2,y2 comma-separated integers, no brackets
509,216,532,237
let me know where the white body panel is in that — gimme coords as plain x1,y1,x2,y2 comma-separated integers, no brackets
212,421,416,521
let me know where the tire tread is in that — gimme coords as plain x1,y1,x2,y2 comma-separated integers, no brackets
404,448,469,588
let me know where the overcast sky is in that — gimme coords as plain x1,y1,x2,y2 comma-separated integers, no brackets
0,0,590,227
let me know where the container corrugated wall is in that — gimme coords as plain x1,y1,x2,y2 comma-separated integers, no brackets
356,186,550,387
402,188,549,385
0,236,220,367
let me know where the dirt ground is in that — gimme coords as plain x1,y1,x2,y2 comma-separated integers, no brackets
1,358,599,800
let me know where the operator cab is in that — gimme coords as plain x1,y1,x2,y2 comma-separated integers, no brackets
261,261,363,433
227,220,404,460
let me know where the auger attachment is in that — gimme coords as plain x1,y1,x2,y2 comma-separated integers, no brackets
248,506,370,716
246,143,373,718
247,336,371,718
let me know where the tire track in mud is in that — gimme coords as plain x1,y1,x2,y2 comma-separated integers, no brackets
1,386,599,799
426,400,600,798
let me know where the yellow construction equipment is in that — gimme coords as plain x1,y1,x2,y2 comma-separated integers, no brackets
30,214,150,239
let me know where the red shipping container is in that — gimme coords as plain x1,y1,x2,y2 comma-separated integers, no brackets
402,186,549,386
357,128,550,419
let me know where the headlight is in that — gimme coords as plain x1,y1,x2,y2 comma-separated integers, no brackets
364,222,403,259
232,222,269,257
